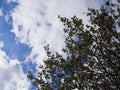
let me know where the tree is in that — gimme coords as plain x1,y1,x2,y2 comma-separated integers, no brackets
28,0,120,90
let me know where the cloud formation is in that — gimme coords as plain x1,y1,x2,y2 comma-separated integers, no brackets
11,0,104,67
0,0,105,89
0,42,30,90
0,8,3,16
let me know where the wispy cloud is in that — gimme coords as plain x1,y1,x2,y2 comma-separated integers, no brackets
0,8,3,16
0,41,30,90
11,0,104,66
6,0,104,89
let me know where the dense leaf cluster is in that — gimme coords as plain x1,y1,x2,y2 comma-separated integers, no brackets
28,0,120,90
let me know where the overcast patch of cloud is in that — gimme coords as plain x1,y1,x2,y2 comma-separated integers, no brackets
11,0,104,66
0,8,3,16
0,41,30,90
6,0,17,3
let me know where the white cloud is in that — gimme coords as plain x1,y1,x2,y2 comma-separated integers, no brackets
0,8,3,16
6,0,17,3
11,0,104,66
0,42,4,48
8,0,104,88
0,41,30,90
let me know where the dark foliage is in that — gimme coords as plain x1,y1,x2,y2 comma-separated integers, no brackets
28,0,120,90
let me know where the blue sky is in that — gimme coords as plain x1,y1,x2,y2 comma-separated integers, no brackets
0,0,104,90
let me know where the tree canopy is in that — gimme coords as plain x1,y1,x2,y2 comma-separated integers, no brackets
28,0,120,90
